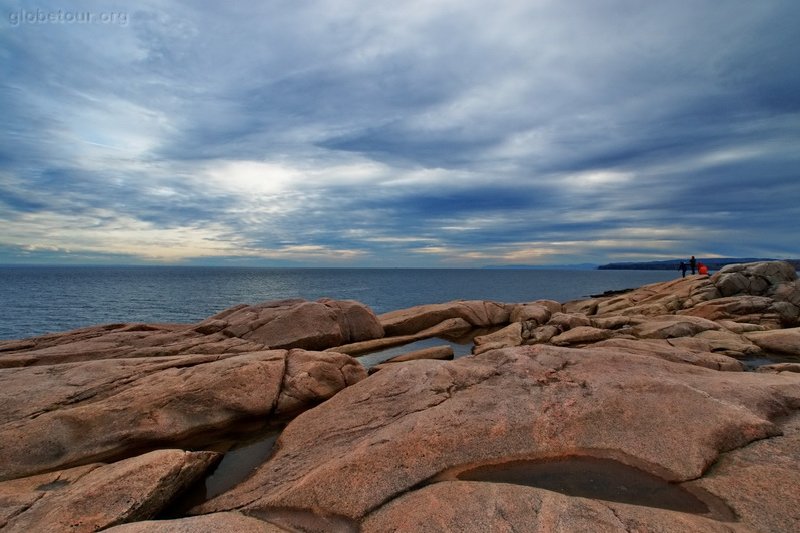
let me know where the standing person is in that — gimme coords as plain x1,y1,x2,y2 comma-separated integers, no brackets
689,256,697,275
679,261,687,278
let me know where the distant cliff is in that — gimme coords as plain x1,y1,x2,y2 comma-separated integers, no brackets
598,258,800,271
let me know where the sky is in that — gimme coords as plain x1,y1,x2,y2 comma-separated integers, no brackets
1,0,799,267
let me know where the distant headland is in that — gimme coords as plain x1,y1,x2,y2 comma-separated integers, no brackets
597,257,800,271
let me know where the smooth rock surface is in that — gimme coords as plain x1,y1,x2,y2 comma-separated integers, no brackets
197,344,800,521
689,413,800,533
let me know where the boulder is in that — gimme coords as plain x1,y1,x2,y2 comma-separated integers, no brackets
195,345,800,521
199,299,384,350
380,345,454,364
327,318,471,356
0,449,218,533
275,349,367,416
379,301,511,336
630,315,721,339
473,323,523,355
547,312,592,331
591,315,637,330
370,346,454,374
509,303,551,325
712,261,797,297
526,325,561,345
0,349,365,481
550,326,613,346
745,327,800,356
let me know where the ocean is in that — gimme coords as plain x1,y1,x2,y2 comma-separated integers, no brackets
0,265,679,340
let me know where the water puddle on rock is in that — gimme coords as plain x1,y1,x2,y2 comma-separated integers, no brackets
163,423,282,517
741,352,799,371
449,456,733,518
357,328,496,368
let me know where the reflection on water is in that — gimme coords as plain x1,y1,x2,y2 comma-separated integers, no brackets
455,456,726,516
202,430,281,499
163,424,282,517
741,352,799,371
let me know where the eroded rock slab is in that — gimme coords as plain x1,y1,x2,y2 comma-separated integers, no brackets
0,299,384,368
0,449,218,533
0,349,365,481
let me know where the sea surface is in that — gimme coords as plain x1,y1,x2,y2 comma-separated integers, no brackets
0,265,679,340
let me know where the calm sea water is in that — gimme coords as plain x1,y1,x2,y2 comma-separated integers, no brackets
0,266,678,340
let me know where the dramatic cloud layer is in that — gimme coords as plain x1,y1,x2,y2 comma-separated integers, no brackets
2,0,798,266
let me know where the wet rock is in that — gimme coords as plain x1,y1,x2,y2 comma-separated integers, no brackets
745,327,800,356
195,345,799,521
0,349,364,481
104,512,287,532
0,450,218,533
379,300,511,336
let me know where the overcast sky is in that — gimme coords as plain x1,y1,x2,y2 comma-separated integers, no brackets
1,0,798,266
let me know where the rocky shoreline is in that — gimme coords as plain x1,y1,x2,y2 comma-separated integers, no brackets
1,261,799,532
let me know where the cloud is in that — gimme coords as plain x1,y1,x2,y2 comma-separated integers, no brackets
1,0,798,265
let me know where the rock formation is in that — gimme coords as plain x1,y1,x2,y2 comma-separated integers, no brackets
1,263,799,531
